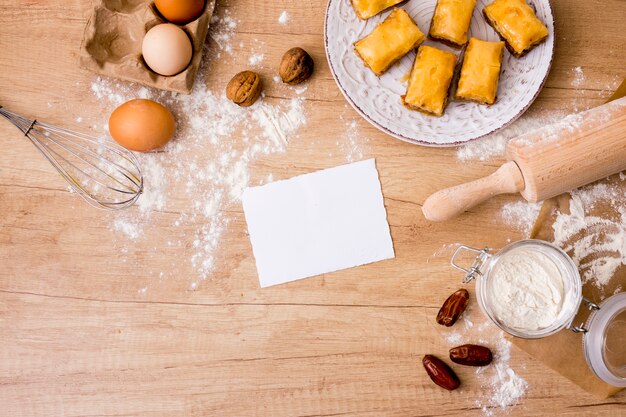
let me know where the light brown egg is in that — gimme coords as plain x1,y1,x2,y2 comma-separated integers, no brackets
142,24,193,76
109,99,176,152
154,0,205,24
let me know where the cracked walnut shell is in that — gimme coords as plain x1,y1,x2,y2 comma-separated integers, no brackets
279,47,314,85
226,71,262,107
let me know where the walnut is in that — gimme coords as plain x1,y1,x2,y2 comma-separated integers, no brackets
279,47,314,85
226,71,262,107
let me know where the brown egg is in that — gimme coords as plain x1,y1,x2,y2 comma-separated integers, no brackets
109,99,176,152
142,24,193,76
154,0,205,24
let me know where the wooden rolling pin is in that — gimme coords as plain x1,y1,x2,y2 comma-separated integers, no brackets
422,95,626,222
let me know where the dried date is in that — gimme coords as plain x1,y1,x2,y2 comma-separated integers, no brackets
436,288,469,327
422,354,461,391
449,344,493,366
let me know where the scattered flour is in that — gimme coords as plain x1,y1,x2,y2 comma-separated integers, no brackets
500,201,542,237
571,66,585,88
135,157,167,213
293,85,308,95
487,337,528,411
439,301,528,415
91,81,127,107
112,218,142,240
341,119,364,162
248,53,265,66
209,10,238,55
552,180,626,289
445,332,463,345
431,242,464,258
90,11,367,289
91,20,308,288
569,66,589,112
278,10,290,25
252,98,307,148
456,113,563,162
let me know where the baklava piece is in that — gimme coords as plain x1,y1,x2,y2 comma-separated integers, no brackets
483,0,549,57
354,9,425,76
402,45,457,117
351,0,406,20
455,38,504,105
429,0,477,47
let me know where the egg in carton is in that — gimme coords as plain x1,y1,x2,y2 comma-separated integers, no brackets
80,0,216,94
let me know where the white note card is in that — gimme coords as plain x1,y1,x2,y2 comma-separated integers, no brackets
242,159,395,288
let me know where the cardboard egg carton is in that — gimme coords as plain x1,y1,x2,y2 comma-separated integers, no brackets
80,0,216,94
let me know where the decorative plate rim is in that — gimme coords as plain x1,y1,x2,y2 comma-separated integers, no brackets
323,0,555,148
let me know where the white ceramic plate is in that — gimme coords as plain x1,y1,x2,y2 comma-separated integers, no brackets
324,0,555,146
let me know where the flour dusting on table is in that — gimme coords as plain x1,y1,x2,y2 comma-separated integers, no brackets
248,53,265,66
501,201,542,236
571,66,585,88
486,337,528,412
340,119,364,162
209,10,238,55
89,15,310,287
86,11,363,289
552,180,626,289
278,11,290,25
456,113,563,162
440,302,528,415
94,73,307,283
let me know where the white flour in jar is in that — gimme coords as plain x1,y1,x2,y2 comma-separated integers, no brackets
488,247,565,330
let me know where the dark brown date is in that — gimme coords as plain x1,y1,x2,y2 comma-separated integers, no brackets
436,288,469,327
422,354,460,391
449,344,493,366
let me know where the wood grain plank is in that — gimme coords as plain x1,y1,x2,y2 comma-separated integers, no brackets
0,292,623,417
0,0,625,415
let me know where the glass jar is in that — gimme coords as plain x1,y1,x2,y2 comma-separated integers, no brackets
581,292,626,387
451,239,626,387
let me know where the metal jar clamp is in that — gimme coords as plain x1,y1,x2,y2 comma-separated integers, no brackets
450,245,492,283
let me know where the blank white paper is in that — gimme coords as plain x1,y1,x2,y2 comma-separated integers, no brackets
242,159,394,288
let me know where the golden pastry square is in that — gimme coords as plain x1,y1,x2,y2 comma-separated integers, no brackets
354,9,425,76
351,0,406,20
429,0,477,47
455,38,504,105
483,0,549,57
402,45,457,117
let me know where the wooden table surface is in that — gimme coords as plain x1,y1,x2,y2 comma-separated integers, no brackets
1,0,625,416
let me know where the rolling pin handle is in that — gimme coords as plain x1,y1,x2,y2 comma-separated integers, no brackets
422,161,525,222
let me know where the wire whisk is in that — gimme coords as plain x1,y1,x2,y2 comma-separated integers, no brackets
0,106,143,210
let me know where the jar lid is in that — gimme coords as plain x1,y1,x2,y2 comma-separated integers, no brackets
582,292,626,387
